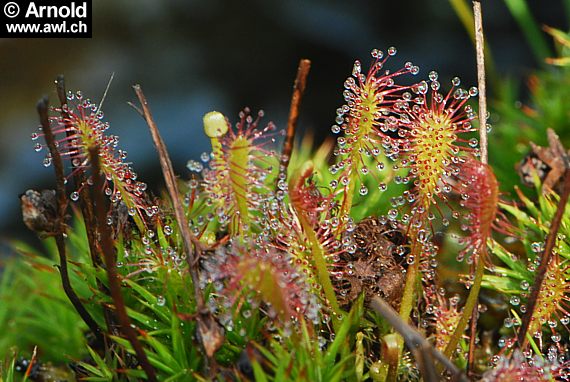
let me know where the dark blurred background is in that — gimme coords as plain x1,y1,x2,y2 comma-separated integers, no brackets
0,0,567,251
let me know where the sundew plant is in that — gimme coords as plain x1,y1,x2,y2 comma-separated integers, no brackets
5,3,570,382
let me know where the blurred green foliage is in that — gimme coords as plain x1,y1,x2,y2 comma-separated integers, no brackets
3,1,570,381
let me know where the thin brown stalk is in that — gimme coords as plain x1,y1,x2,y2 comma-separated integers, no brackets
89,147,157,382
279,59,311,184
370,297,468,382
132,85,223,374
132,85,204,305
449,0,497,85
464,1,487,369
37,97,104,346
474,0,488,165
518,168,570,346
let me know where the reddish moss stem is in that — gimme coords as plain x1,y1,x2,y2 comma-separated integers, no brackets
55,75,103,268
37,97,104,347
90,147,157,382
56,76,116,348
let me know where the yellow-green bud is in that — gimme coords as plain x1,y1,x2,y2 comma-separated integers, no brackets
203,111,228,138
